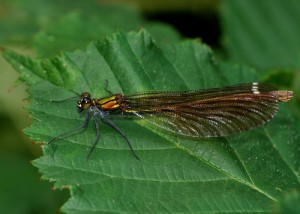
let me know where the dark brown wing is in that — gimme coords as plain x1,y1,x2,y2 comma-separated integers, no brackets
122,83,283,137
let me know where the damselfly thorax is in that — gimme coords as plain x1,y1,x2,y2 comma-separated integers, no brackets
49,82,294,160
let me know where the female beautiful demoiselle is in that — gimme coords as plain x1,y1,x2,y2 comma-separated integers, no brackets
49,82,293,160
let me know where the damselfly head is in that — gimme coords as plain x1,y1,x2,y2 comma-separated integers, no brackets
78,92,92,112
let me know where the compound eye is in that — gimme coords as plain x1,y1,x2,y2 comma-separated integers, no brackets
83,97,91,104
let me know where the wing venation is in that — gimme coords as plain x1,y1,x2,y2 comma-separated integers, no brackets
123,83,280,137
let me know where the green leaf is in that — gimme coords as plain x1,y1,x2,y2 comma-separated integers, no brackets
4,30,300,213
33,10,180,58
221,0,300,70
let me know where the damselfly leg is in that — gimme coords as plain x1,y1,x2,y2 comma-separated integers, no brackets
49,111,90,144
86,111,140,160
104,79,114,95
86,112,100,160
49,106,140,160
50,95,80,103
102,117,140,160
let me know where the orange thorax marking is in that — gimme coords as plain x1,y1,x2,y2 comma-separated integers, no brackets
98,95,121,110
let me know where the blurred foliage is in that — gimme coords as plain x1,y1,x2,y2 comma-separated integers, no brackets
103,0,219,12
222,0,300,71
0,152,68,213
276,191,300,214
1,0,300,213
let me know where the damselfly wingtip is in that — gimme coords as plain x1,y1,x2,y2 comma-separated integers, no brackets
274,90,294,102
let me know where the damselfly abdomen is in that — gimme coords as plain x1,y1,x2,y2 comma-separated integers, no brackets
49,82,294,160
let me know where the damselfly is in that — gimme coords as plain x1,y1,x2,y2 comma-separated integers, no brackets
49,82,293,160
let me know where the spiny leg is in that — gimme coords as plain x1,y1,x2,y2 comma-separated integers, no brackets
102,117,140,160
49,111,90,144
86,112,100,160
